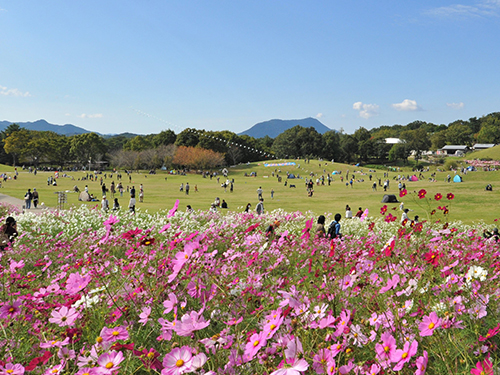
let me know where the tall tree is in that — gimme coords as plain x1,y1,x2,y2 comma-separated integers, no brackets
400,128,430,163
69,133,107,167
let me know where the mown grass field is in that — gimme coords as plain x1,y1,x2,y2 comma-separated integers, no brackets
0,159,498,224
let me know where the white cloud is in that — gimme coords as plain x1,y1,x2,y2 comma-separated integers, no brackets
353,102,379,119
78,113,103,119
315,113,323,119
0,85,30,97
447,102,465,109
425,0,500,18
392,99,422,111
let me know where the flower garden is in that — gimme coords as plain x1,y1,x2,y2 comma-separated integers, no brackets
0,189,499,375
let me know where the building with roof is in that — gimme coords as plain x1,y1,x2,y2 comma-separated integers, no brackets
441,145,469,156
473,144,496,150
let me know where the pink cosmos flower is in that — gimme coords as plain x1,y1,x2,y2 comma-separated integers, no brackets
270,358,309,375
300,218,313,240
65,272,92,294
139,306,152,325
375,332,396,368
103,215,119,228
334,310,351,337
96,351,124,375
43,363,65,375
100,326,129,343
168,199,179,218
312,348,332,374
159,223,171,234
0,363,25,375
391,340,418,371
419,312,442,337
399,189,407,198
0,299,22,319
173,310,210,337
75,369,98,375
244,331,267,361
49,306,79,327
471,357,493,375
415,350,428,375
163,293,178,314
162,346,193,375
379,274,400,294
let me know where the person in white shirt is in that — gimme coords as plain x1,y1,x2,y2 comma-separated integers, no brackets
345,205,353,219
401,208,409,222
101,195,109,212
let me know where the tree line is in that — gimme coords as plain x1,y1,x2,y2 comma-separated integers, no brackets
1,112,499,169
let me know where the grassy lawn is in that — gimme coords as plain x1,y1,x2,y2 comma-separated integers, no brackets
0,160,498,224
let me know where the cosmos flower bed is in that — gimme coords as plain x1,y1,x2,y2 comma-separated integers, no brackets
0,198,499,375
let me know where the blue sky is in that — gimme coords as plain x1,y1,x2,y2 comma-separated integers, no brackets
0,1,499,135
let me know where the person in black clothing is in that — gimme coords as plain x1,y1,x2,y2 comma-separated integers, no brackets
244,203,251,213
0,217,18,250
483,228,499,242
221,200,228,208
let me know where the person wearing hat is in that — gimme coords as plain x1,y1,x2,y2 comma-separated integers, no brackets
0,217,18,251
483,228,499,242
32,188,39,208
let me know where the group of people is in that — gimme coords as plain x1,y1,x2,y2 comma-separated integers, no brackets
23,188,40,209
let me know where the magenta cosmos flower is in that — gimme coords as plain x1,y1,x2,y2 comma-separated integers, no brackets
270,358,309,375
49,306,79,327
161,346,193,375
0,299,22,319
65,272,91,294
0,363,25,375
471,357,493,375
375,332,396,368
391,340,418,371
419,312,442,336
97,351,124,375
244,331,268,361
415,350,428,375
100,326,129,343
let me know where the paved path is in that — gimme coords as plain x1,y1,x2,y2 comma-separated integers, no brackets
0,193,51,213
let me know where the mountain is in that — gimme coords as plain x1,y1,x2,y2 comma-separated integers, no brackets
0,119,93,135
239,118,332,138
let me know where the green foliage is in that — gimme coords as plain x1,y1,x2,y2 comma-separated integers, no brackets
443,159,459,170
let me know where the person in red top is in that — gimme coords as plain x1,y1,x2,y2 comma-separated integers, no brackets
355,207,363,218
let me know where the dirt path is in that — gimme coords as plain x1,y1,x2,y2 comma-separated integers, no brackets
0,192,52,213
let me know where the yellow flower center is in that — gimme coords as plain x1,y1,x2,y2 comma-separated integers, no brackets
112,330,119,336
61,317,67,321
105,362,114,369
384,345,389,352
176,359,184,367
147,352,155,359
270,324,276,330
253,340,260,347
96,336,103,343
402,352,408,359
7,370,14,374
185,254,188,259
428,322,435,329
8,307,14,313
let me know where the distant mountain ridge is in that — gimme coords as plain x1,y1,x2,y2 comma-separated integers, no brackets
0,119,93,135
239,118,332,138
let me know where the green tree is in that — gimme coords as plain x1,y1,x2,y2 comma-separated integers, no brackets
430,130,447,150
388,143,410,163
3,128,29,166
321,131,341,162
153,130,177,147
446,121,473,146
69,133,107,166
400,128,431,163
123,136,153,152
175,129,200,148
